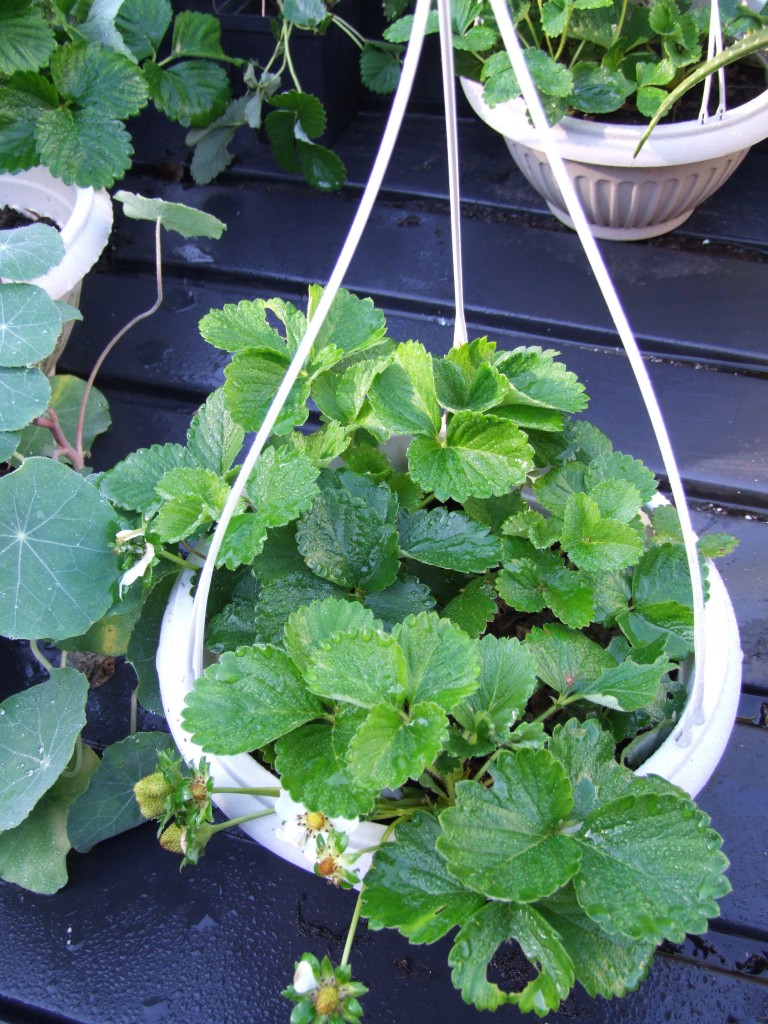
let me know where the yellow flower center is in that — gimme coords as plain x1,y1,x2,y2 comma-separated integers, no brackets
314,984,340,1015
305,811,327,832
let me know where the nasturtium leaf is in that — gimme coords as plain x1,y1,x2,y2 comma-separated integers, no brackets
284,598,381,674
305,629,406,709
35,106,134,190
246,445,319,528
68,731,177,852
364,812,486,943
392,612,480,711
441,578,497,638
199,298,295,354
0,363,50,431
183,645,324,754
537,886,655,999
0,283,62,366
573,792,730,945
0,223,64,281
448,901,574,1014
224,347,309,434
368,340,441,436
296,486,399,592
362,576,435,628
0,742,98,895
454,634,538,741
114,190,226,239
408,411,534,503
275,705,375,819
170,9,228,59
217,513,267,570
18,375,110,460
252,570,343,646
495,346,588,412
0,668,89,831
151,466,230,543
100,443,195,514
438,748,580,902
143,58,230,128
347,699,447,792
561,492,644,572
526,623,615,697
0,459,119,640
398,507,502,573
0,2,56,75
186,389,244,474
0,430,20,462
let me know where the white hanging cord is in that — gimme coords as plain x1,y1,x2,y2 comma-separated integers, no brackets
486,0,706,731
699,0,727,122
437,0,468,348
189,0,435,679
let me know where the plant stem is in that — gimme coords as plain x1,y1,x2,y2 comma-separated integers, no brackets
209,808,275,835
211,786,281,796
330,15,366,50
340,886,365,968
29,639,55,674
282,22,302,91
32,408,83,470
75,218,165,462
130,686,138,735
157,549,194,569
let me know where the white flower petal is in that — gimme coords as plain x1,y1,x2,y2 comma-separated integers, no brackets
293,960,319,995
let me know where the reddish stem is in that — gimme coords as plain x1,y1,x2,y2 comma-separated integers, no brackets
33,408,84,471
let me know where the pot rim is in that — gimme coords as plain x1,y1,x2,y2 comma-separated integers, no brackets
460,76,768,167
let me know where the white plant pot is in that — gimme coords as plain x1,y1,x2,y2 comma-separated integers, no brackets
157,544,742,880
461,76,768,240
0,167,113,371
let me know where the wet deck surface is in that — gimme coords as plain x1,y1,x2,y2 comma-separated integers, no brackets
1,42,767,1024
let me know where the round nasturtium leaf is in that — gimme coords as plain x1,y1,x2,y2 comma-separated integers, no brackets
0,458,120,640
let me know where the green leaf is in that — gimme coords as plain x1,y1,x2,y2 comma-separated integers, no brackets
571,654,673,712
368,341,441,437
185,388,243,474
312,357,389,424
253,570,343,646
570,61,635,113
574,792,730,945
454,634,538,742
50,42,148,121
99,443,195,514
561,493,644,571
0,742,98,894
618,543,694,657
144,58,230,128
217,514,267,571
441,578,497,638
308,285,388,359
115,0,173,61
296,485,399,592
0,459,119,641
0,223,64,280
495,346,588,412
398,507,502,573
526,623,615,697
0,73,56,172
347,699,448,791
408,411,534,503
438,749,580,902
362,576,436,628
249,522,305,582
359,42,403,94
114,190,226,239
284,597,381,674
18,375,110,459
35,107,133,189
585,451,658,504
151,466,230,543
0,668,89,831
283,0,328,29
68,731,176,852
268,89,326,138
393,612,480,711
246,445,319,528
0,2,56,74
364,813,486,943
56,582,144,657
497,559,596,630
0,283,63,366
275,705,375,819
183,645,324,754
126,570,180,714
292,421,350,466
224,347,310,434
170,10,228,60
296,139,346,191
448,901,574,1014
304,629,406,709
199,298,297,354
697,532,738,559
433,338,510,413
0,430,20,462
537,886,655,999
0,363,50,431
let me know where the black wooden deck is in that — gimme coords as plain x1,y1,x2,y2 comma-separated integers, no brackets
1,51,767,1024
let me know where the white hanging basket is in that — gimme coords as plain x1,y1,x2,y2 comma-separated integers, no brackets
0,167,113,371
461,76,768,240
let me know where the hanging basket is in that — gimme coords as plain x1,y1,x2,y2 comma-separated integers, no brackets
461,77,768,240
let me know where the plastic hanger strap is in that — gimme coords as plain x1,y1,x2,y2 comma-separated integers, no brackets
188,0,435,680
486,0,706,733
699,0,727,122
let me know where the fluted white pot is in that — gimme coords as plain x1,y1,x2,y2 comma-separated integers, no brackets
461,76,768,240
